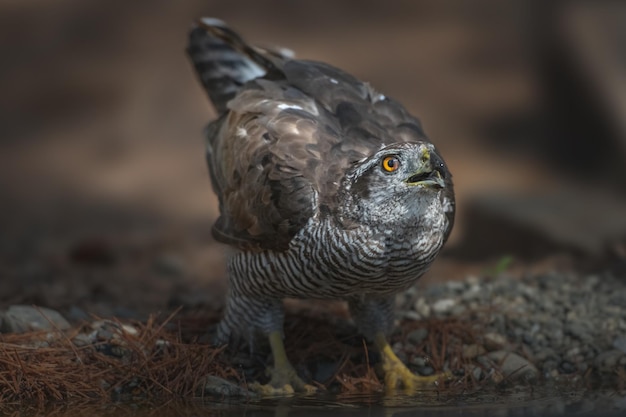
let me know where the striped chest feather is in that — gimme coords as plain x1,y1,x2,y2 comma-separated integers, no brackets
229,208,448,299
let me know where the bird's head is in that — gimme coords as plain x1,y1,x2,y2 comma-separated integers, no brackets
338,142,450,225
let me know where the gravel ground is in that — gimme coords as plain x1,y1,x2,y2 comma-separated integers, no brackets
1,267,625,401
395,270,626,384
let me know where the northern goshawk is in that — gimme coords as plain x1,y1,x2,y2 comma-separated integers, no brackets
187,18,455,394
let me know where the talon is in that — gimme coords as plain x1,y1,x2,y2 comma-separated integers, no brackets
250,331,317,396
250,382,295,396
374,332,449,392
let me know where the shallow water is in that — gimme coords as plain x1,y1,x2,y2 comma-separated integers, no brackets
9,387,626,417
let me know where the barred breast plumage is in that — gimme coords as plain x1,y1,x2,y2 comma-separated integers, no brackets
187,18,455,394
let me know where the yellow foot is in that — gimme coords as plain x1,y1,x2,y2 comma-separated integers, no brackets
250,331,317,396
250,365,317,396
375,333,450,392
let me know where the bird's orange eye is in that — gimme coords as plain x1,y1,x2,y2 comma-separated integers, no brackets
382,155,400,172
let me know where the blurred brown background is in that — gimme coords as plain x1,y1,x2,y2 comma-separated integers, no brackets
1,0,625,318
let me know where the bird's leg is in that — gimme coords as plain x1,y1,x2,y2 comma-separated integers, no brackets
250,330,317,395
373,332,448,392
348,297,449,392
216,287,315,395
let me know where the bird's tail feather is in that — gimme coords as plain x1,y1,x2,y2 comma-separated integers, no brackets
187,18,284,114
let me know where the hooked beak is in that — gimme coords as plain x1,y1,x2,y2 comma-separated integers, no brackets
406,169,445,188
405,148,446,188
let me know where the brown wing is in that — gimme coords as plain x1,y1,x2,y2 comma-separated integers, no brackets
206,83,323,251
195,20,448,251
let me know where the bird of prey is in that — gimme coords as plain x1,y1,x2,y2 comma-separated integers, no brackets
187,18,455,395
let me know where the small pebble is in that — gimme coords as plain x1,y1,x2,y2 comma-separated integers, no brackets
462,344,486,359
0,305,71,333
558,360,577,374
431,298,456,315
595,350,624,372
407,328,428,345
200,375,253,397
483,332,507,351
613,336,626,354
417,366,434,376
410,356,427,367
413,298,431,318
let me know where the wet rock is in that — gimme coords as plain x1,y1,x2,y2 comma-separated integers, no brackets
200,375,253,397
0,305,70,333
486,350,539,382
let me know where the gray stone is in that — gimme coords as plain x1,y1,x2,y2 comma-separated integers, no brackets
401,310,422,321
558,360,577,374
445,281,467,293
487,350,539,382
407,328,429,345
534,348,558,362
432,298,457,315
199,375,253,397
613,336,626,354
451,304,467,316
72,332,97,347
413,297,431,318
542,359,558,374
483,332,507,351
565,322,593,343
471,366,483,381
417,366,434,376
594,349,625,372
410,356,427,367
0,305,71,333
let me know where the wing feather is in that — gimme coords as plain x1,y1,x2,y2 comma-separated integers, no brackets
195,20,452,251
